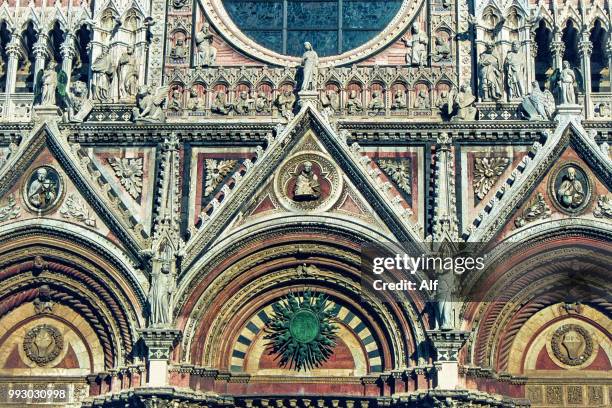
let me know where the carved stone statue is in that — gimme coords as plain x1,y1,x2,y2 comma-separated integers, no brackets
187,88,205,111
41,61,58,106
64,81,93,123
168,88,183,111
368,91,384,113
194,23,217,67
478,43,503,101
255,91,271,113
293,161,320,201
414,89,430,109
235,91,254,115
504,41,525,99
434,271,455,330
300,42,318,92
450,85,477,121
556,60,577,105
392,89,407,109
133,85,168,123
211,91,233,115
432,34,451,62
436,89,451,113
91,49,114,102
148,249,175,326
557,167,585,209
321,89,339,112
520,81,555,121
117,45,139,99
403,23,428,67
346,90,363,114
276,89,296,120
169,38,187,61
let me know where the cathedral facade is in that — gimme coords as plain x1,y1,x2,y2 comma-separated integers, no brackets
0,0,610,407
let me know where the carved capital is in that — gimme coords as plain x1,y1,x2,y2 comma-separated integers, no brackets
550,41,565,57
139,328,182,360
578,40,593,57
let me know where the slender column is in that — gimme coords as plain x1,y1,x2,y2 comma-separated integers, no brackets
139,328,181,386
607,39,612,92
5,34,23,94
32,34,50,95
527,29,538,86
550,33,565,71
578,35,593,118
60,32,77,89
427,330,470,389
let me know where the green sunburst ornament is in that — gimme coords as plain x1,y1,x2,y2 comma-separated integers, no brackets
265,290,338,371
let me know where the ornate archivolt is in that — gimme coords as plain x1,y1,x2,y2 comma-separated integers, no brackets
0,233,146,369
176,239,427,369
197,0,426,67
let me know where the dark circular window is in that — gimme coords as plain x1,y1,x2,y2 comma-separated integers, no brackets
222,0,404,57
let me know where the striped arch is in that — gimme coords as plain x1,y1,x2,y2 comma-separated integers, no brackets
230,298,383,374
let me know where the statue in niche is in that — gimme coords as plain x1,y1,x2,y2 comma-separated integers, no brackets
293,161,320,201
117,45,139,99
148,243,175,326
276,89,296,120
40,60,58,106
211,91,233,115
392,89,407,109
414,89,430,109
91,48,114,102
556,166,585,209
168,88,183,111
255,91,271,113
64,81,93,123
478,43,503,101
595,103,610,118
433,271,455,330
504,41,525,99
346,90,363,114
194,23,217,67
520,81,555,121
432,34,451,62
436,89,451,113
235,91,254,115
169,37,187,61
300,42,319,92
187,88,205,111
402,23,428,67
133,85,168,123
321,89,339,113
368,91,384,113
555,60,577,105
450,85,477,121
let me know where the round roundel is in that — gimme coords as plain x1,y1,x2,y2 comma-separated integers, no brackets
221,0,404,57
290,309,321,343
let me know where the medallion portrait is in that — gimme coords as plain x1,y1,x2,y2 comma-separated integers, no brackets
22,166,63,214
550,163,591,214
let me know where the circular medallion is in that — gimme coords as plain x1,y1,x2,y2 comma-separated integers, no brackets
274,152,342,212
23,324,64,366
289,309,321,344
551,324,593,366
22,165,63,214
549,162,591,215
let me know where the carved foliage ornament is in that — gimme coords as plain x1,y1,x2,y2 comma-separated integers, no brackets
23,324,64,366
108,157,144,200
204,159,237,196
551,324,593,366
377,159,411,195
473,157,510,200
60,194,97,227
0,194,20,222
514,192,551,228
264,290,338,371
593,195,612,219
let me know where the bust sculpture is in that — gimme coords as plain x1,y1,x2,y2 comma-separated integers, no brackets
211,91,233,115
557,167,585,209
27,168,58,210
276,89,296,120
368,91,384,113
293,161,320,201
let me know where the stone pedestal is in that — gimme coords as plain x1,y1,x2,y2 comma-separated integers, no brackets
427,330,470,390
298,90,319,107
33,105,62,120
554,103,583,119
139,328,181,387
